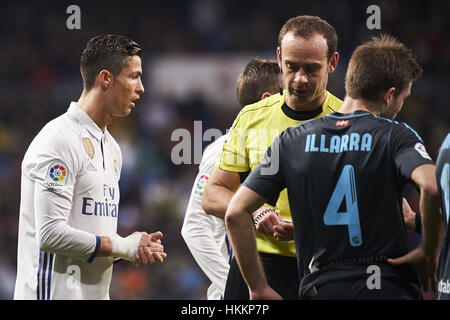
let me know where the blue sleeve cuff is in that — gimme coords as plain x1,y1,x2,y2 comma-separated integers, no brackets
87,236,101,263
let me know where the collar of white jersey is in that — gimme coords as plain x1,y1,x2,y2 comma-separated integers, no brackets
67,102,106,141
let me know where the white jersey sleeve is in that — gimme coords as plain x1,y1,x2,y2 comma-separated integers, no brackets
181,134,231,300
24,122,98,261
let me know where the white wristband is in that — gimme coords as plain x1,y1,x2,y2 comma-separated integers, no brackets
110,233,142,262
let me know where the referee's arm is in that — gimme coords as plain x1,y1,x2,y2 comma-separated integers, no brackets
201,166,241,219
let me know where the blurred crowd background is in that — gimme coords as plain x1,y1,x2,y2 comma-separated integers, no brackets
0,0,448,300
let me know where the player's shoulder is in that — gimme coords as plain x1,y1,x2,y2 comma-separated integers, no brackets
439,133,450,151
437,133,450,166
230,93,283,132
30,112,81,153
326,91,344,111
237,93,283,119
22,112,84,172
373,115,423,139
200,133,228,169
203,133,228,157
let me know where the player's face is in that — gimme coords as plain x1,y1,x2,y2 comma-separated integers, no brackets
381,82,412,120
278,32,338,111
108,55,145,117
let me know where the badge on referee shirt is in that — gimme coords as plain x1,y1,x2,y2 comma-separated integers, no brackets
82,137,95,159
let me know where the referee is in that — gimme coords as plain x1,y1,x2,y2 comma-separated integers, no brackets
202,15,342,299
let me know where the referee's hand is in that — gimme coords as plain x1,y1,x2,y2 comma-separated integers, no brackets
273,221,294,241
252,206,282,237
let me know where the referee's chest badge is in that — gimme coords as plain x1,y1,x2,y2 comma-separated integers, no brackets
82,137,95,159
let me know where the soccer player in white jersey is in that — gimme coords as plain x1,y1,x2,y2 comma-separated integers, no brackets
181,58,281,299
14,34,167,300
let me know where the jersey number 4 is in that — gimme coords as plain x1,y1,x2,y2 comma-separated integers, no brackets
323,165,362,247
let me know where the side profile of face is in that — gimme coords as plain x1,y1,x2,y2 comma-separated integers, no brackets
106,55,145,118
277,32,338,111
380,81,412,120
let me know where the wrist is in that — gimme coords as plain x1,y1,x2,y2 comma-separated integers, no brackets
110,234,141,261
252,208,278,225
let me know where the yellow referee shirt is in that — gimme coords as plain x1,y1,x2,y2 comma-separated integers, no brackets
217,90,342,257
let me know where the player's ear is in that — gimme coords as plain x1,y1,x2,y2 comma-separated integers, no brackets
383,87,396,106
261,92,273,100
328,52,339,73
98,70,112,90
277,47,282,69
277,48,283,95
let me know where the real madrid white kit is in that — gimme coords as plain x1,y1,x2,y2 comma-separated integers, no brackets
14,102,122,300
181,134,232,300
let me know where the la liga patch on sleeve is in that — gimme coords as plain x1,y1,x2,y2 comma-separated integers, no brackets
414,143,432,160
194,174,209,196
46,162,68,186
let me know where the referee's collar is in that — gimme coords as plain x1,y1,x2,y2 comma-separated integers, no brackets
67,102,104,141
281,90,333,121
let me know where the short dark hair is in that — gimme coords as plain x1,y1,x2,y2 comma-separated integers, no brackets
345,34,423,102
278,15,338,61
236,58,280,107
80,34,142,91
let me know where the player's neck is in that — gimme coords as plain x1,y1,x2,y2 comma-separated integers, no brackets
77,90,111,132
339,96,381,116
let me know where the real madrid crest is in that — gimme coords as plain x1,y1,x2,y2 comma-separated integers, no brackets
113,159,119,177
82,137,95,159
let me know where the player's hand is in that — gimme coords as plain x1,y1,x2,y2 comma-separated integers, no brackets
387,245,438,293
133,231,167,267
273,221,294,241
402,198,418,233
249,285,283,300
252,206,282,237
